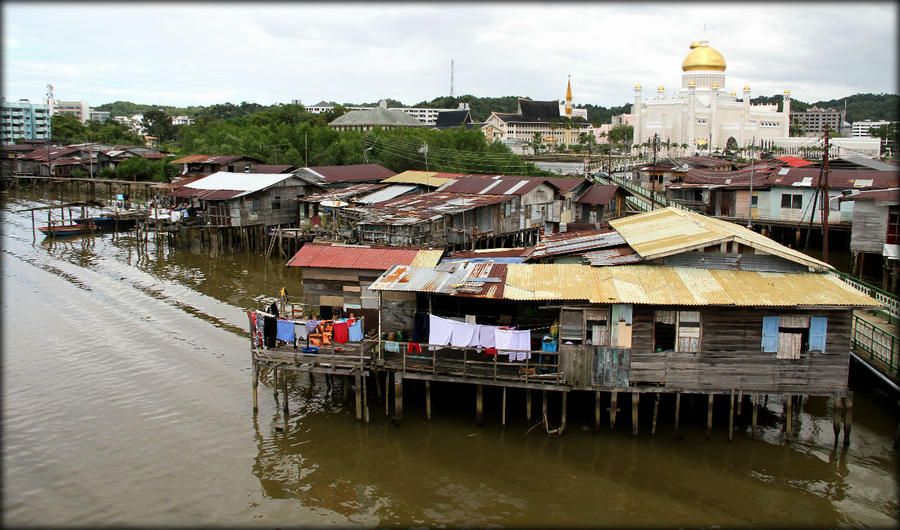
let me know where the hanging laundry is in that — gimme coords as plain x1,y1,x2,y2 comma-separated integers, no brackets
305,319,321,334
333,321,349,344
248,312,264,347
412,312,430,343
450,321,477,347
384,340,400,353
484,348,498,357
428,314,454,348
408,343,422,354
477,325,497,348
255,312,265,347
495,329,531,360
294,321,309,340
263,312,277,349
276,319,295,343
348,320,364,342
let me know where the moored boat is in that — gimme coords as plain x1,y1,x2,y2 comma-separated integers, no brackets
38,223,88,237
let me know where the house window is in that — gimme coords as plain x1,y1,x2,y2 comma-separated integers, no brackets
251,198,261,212
761,316,827,359
751,195,758,207
887,206,900,245
781,194,802,209
654,310,701,352
585,309,609,346
227,165,235,172
244,164,251,173
271,196,281,210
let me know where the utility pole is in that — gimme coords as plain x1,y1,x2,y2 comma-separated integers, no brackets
650,133,659,210
261,143,289,165
747,137,754,228
304,132,308,167
822,125,831,264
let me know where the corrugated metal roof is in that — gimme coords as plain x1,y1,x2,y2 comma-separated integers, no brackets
350,192,513,226
439,175,556,195
381,171,461,187
299,183,386,203
410,249,444,268
529,229,626,259
169,154,209,164
608,207,831,271
286,243,428,270
776,155,813,167
356,185,418,204
176,171,297,199
301,164,396,182
329,106,426,127
584,247,642,266
839,187,900,204
576,184,619,204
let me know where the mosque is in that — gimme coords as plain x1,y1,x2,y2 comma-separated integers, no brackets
632,40,791,153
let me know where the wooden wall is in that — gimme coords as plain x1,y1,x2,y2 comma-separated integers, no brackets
849,200,887,253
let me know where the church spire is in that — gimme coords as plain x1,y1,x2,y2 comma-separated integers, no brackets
565,74,573,118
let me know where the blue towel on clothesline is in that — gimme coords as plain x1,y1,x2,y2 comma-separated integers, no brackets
276,319,295,342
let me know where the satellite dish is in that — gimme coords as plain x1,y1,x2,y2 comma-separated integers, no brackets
319,200,349,208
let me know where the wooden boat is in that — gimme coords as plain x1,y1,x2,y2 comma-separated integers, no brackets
74,215,138,230
38,223,88,237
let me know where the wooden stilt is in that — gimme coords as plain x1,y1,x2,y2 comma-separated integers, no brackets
728,389,735,441
282,369,289,416
609,391,618,430
673,393,681,438
560,391,567,434
595,391,601,431
252,360,259,413
631,392,639,436
385,372,390,416
476,384,484,425
752,393,759,439
342,375,349,401
832,394,842,447
843,391,853,447
785,394,792,438
354,372,362,421
273,367,279,399
542,390,549,433
394,372,403,422
706,392,714,439
526,389,532,422
651,393,660,435
737,389,743,416
426,380,432,421
501,387,507,427
373,367,382,399
363,372,369,423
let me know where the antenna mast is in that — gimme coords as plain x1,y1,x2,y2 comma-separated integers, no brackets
450,59,455,98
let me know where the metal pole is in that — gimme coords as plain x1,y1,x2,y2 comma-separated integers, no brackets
822,125,831,264
747,137,754,227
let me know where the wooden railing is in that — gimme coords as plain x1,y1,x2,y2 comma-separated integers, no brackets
851,314,898,376
593,171,697,213
831,270,898,321
381,342,566,385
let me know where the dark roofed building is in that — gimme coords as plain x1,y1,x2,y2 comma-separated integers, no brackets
432,109,477,130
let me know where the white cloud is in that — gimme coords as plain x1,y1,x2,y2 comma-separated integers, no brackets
2,2,896,109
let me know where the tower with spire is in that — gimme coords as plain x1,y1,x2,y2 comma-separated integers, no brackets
565,74,573,118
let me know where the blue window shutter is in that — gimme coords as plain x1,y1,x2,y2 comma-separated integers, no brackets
762,316,780,352
809,317,827,353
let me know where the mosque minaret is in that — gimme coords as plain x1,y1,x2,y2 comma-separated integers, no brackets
632,40,791,153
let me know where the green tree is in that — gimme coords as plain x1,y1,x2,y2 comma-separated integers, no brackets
141,109,175,142
115,156,153,181
51,114,88,144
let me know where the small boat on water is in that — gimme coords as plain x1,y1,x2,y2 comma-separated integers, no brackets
38,223,88,237
74,215,138,230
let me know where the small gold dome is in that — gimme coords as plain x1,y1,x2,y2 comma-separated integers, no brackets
743,85,751,91
635,84,642,90
730,91,736,96
657,86,664,91
784,89,791,95
711,82,719,89
688,81,696,87
682,41,726,72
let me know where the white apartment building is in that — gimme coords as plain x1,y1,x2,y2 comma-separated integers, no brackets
852,120,893,137
1,98,51,142
53,100,91,123
172,115,195,126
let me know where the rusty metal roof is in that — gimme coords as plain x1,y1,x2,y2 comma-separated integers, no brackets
439,175,558,195
370,261,879,308
381,171,462,187
169,154,209,164
286,243,440,270
576,184,620,204
839,187,900,204
350,192,513,226
608,207,831,271
529,229,625,259
302,164,396,182
299,183,387,203
583,247,642,266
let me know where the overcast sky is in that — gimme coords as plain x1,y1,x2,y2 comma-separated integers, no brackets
3,2,897,110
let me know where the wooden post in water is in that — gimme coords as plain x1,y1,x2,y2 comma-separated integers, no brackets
751,393,759,439
281,370,289,416
631,392,639,436
501,387,507,427
426,380,432,421
737,389,743,416
560,391,567,433
728,389,735,441
476,384,484,425
673,392,681,438
384,372,390,415
252,359,259,413
706,392,714,439
832,394,842,447
785,394,793,438
651,393,660,435
595,391,601,431
354,372,363,421
273,368,279,400
526,389,532,422
843,391,853,447
362,372,369,423
609,391,618,430
542,390,549,433
394,372,403,422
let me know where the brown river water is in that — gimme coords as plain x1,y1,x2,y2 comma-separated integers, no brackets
2,189,898,527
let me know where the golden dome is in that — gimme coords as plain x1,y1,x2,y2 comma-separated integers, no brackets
743,85,751,91
730,91,736,96
657,86,664,91
635,84,642,90
711,82,719,89
783,89,791,95
682,41,726,72
688,81,696,87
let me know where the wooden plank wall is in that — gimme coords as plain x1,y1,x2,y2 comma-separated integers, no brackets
628,306,852,394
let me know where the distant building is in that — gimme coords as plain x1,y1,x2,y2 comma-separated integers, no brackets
89,110,110,123
171,115,194,126
1,98,51,142
790,106,847,136
633,40,792,153
482,98,591,149
852,120,893,137
593,114,634,143
53,100,91,123
328,100,427,131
